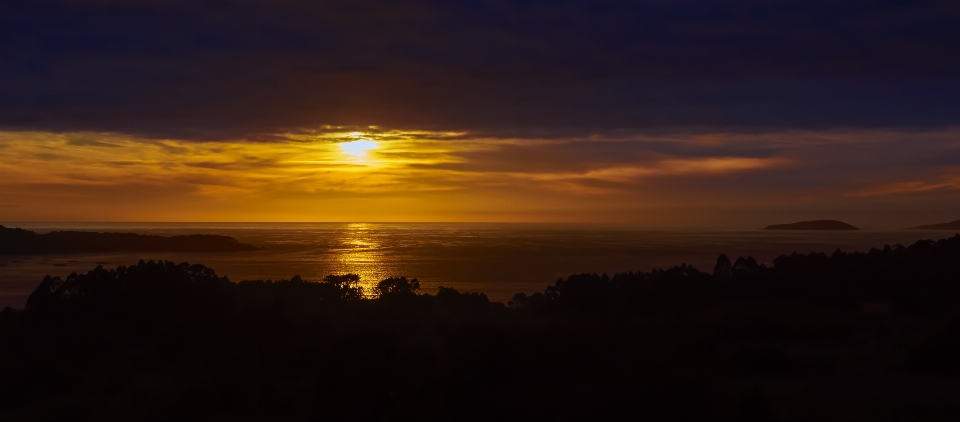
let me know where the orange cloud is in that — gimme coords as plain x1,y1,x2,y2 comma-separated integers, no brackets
1,128,957,225
853,180,960,197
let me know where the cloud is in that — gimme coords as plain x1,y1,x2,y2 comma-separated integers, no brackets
853,179,960,197
66,137,120,147
2,127,960,225
1,0,958,140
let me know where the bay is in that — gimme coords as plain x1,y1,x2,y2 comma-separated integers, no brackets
0,222,953,308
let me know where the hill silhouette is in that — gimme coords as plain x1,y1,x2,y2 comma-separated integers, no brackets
5,236,960,419
763,219,860,230
910,219,960,230
0,225,258,254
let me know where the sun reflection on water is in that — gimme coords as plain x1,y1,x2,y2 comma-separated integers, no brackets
331,223,391,296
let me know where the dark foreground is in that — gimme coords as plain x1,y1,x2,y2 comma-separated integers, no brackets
3,237,960,420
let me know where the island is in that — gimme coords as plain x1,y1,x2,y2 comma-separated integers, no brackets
0,225,259,254
909,219,960,230
763,220,860,230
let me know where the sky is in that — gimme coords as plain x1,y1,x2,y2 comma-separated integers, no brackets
1,0,959,227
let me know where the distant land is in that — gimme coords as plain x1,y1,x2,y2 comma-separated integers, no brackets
910,219,960,230
763,220,860,230
0,225,259,254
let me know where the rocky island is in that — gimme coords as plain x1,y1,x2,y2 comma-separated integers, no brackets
0,225,259,254
910,219,960,230
763,220,860,230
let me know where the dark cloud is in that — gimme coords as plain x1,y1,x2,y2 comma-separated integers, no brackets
414,139,781,174
66,137,120,147
2,0,958,139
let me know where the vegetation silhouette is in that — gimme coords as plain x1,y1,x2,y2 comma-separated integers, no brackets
0,225,259,254
4,235,960,419
763,220,860,230
374,276,420,297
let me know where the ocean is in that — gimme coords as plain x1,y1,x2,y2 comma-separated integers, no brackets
0,222,954,308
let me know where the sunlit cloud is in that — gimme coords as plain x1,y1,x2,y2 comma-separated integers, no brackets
853,179,960,197
516,157,786,184
1,128,960,225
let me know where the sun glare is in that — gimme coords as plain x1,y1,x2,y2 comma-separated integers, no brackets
340,139,378,157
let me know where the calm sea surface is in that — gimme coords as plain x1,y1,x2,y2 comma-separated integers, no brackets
1,223,955,308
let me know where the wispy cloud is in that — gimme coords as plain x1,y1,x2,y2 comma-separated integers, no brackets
1,128,959,225
853,179,960,197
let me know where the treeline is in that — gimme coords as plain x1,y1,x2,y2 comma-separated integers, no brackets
513,235,960,318
0,225,258,254
3,236,960,420
21,260,491,318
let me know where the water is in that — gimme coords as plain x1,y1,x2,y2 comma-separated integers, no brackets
1,222,955,308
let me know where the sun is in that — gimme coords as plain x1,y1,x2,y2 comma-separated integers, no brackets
339,139,378,158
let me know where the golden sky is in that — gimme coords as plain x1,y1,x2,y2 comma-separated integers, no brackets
1,128,959,227
3,2,960,228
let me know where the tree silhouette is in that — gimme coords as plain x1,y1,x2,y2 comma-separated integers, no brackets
374,276,420,297
324,274,364,300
